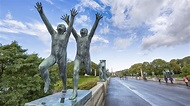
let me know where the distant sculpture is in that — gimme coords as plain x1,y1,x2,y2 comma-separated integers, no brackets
106,69,110,78
62,12,103,100
143,72,147,80
35,2,78,93
98,60,106,81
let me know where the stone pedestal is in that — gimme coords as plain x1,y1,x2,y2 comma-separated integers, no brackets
25,89,92,106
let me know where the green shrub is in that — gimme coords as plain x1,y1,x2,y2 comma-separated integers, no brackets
78,80,97,90
187,75,190,79
53,76,98,92
53,79,72,93
79,76,98,84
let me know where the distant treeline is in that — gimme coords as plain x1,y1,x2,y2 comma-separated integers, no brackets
116,56,190,78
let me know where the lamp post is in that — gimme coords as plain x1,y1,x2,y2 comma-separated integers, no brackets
94,69,96,76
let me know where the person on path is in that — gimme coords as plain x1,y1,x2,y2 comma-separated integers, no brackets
169,77,173,84
183,76,189,86
158,77,161,84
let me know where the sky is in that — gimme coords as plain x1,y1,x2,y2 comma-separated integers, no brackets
0,0,190,72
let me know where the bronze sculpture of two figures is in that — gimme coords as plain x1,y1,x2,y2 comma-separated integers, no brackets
35,2,102,100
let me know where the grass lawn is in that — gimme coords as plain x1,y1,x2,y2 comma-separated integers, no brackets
53,76,99,92
78,76,99,84
175,77,183,80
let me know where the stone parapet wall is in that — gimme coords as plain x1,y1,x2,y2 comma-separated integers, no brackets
84,78,110,106
24,78,110,106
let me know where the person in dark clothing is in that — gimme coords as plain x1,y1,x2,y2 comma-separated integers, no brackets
169,77,173,84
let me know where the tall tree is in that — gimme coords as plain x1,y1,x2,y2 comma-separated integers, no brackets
142,62,152,75
128,63,142,76
0,41,49,105
169,59,181,74
151,59,168,75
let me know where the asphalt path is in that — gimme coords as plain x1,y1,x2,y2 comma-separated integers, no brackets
105,78,190,106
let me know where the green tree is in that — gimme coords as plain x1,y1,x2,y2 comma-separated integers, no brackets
169,59,181,74
177,56,190,76
67,61,98,76
142,62,152,75
91,61,99,76
67,61,74,78
128,63,142,76
151,59,168,75
181,63,190,76
0,41,49,106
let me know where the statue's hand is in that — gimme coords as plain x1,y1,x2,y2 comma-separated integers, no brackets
96,13,103,20
61,14,69,23
71,8,78,17
35,2,43,13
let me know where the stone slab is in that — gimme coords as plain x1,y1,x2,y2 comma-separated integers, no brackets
25,89,92,106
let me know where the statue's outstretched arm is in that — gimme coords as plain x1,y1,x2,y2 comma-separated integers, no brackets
65,9,78,39
61,12,79,40
89,13,103,40
35,2,56,36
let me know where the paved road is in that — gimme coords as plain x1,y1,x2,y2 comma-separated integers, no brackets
105,78,190,106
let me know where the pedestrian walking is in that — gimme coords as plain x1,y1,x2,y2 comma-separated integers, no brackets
169,77,173,84
158,77,161,84
183,76,189,86
164,77,168,83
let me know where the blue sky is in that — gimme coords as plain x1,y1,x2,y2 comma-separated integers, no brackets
1,0,190,72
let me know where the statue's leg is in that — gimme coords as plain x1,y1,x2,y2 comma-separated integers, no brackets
102,69,106,81
84,56,92,75
38,55,55,93
99,68,101,79
58,56,67,93
103,68,107,80
99,68,103,81
69,58,81,100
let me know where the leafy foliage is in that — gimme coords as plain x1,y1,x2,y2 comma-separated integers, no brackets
151,59,168,75
128,63,142,76
66,61,99,77
124,56,190,77
78,80,97,90
0,41,50,106
169,59,181,74
0,41,100,105
53,76,98,92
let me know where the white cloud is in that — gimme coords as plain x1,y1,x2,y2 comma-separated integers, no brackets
71,15,93,29
5,11,12,19
142,0,190,50
113,33,136,50
100,0,164,29
0,12,51,45
90,44,107,52
100,0,190,50
75,0,104,12
76,15,90,24
114,37,131,49
92,35,109,44
45,0,54,5
100,24,109,34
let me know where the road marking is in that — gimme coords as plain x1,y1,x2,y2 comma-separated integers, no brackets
115,78,157,106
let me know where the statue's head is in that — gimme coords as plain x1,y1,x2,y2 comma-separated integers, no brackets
80,28,88,37
57,24,66,33
99,60,106,68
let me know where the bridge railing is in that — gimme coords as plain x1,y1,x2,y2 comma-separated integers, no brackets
84,77,110,106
